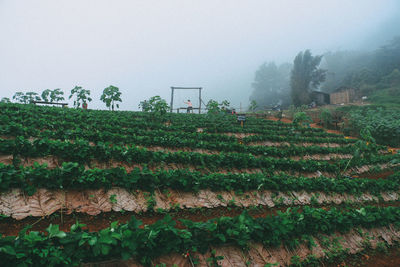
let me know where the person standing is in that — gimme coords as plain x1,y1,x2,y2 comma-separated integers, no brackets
184,99,193,113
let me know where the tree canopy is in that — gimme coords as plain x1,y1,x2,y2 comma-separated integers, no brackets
100,85,122,111
290,50,326,106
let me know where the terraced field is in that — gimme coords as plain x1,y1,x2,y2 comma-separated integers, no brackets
0,103,400,266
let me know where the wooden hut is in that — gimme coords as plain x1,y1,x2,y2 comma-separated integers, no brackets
330,87,359,104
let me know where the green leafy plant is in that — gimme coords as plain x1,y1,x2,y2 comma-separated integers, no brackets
140,96,169,120
293,112,312,127
206,99,220,114
25,92,41,103
100,85,122,111
319,109,332,128
69,86,92,108
41,89,64,103
1,97,11,103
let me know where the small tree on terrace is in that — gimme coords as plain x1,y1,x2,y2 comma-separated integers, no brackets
14,91,41,104
206,99,231,114
25,92,41,103
50,89,65,102
13,92,28,104
41,89,52,102
42,89,65,102
100,85,122,111
1,97,11,103
69,86,92,108
139,96,169,121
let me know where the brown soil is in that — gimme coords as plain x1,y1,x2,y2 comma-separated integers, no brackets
266,116,360,139
355,170,395,179
327,246,400,267
266,116,293,124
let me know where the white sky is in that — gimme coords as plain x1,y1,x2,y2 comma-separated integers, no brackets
0,0,399,110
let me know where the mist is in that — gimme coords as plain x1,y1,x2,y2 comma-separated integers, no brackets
0,0,399,111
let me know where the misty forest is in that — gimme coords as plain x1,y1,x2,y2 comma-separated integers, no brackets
249,36,400,108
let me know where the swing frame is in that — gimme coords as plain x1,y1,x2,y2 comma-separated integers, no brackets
170,87,202,114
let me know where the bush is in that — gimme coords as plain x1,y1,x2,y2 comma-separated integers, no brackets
293,112,312,127
319,109,332,128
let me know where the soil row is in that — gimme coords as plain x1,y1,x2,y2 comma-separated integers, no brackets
1,187,399,220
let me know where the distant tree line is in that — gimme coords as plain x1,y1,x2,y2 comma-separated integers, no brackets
1,86,123,110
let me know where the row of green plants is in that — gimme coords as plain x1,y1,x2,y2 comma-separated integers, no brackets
1,162,399,195
1,103,331,134
243,134,357,144
2,111,332,137
0,117,343,148
0,123,359,157
1,206,400,266
1,137,396,172
1,102,289,127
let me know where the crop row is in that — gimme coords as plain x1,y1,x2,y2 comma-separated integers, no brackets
243,134,357,144
1,113,332,136
1,206,400,266
0,123,358,157
1,137,397,172
1,162,399,195
0,103,288,128
1,104,329,134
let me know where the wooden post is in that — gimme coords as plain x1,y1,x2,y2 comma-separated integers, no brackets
199,88,202,114
170,87,174,113
241,121,243,128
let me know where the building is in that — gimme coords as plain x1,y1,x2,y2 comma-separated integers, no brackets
310,91,330,105
330,87,359,104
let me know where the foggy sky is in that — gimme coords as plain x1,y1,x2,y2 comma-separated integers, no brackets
0,0,399,110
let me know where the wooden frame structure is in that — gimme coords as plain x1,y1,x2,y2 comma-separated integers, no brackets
32,101,68,107
170,87,202,114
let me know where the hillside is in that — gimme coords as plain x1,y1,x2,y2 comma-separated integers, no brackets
0,103,400,266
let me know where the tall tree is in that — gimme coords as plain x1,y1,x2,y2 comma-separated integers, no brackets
50,89,65,102
41,89,65,102
25,92,41,103
13,92,29,104
100,85,122,111
290,50,326,106
69,86,92,108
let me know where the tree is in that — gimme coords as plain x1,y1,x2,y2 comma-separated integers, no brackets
100,85,122,111
42,89,65,102
25,92,41,103
41,89,52,102
13,92,40,104
206,100,220,114
50,89,65,102
140,96,169,120
69,86,92,108
290,50,326,106
205,99,231,114
13,92,28,104
1,97,11,103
